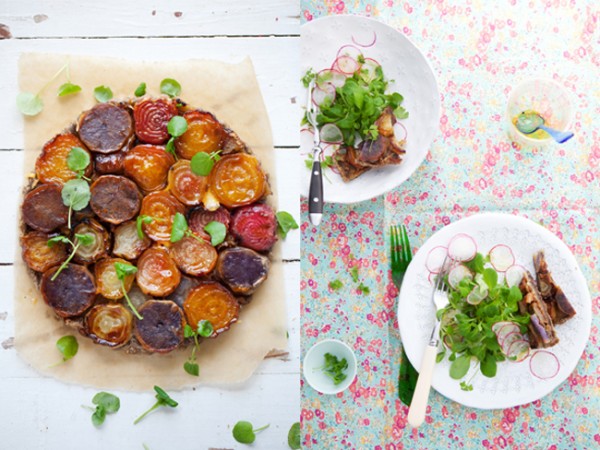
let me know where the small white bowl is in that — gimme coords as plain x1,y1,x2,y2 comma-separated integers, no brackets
303,339,357,395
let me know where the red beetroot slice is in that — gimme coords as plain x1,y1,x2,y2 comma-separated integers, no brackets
231,203,277,252
188,206,231,241
133,98,178,144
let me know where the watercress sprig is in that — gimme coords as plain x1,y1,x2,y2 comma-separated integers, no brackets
48,335,78,367
94,85,113,103
183,319,214,376
165,115,187,158
275,211,299,239
61,178,91,229
133,386,178,425
67,146,91,180
232,420,270,445
190,150,221,176
47,233,95,280
134,82,147,97
57,63,82,97
319,352,348,385
82,392,120,427
170,212,225,246
136,215,155,239
113,262,142,320
160,78,182,98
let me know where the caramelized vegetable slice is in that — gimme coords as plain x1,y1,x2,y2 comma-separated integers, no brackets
231,203,277,252
188,206,230,242
169,236,218,276
41,264,96,318
134,300,185,353
123,145,174,193
136,247,181,297
167,275,199,309
90,175,142,224
139,191,185,241
94,149,126,175
221,128,247,154
167,160,207,205
208,153,267,208
35,133,91,186
21,231,67,273
95,257,135,300
183,282,239,336
216,247,269,296
175,110,224,159
78,103,133,154
22,184,69,232
73,219,111,264
84,303,133,348
133,98,178,144
112,220,151,260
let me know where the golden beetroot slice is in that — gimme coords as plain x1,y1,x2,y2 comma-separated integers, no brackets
208,153,267,208
188,206,230,242
123,145,174,193
95,257,135,300
216,247,269,296
134,300,185,353
136,247,181,297
22,184,69,233
133,98,177,144
90,175,142,224
112,220,151,260
167,160,207,205
78,103,133,154
35,133,91,186
41,264,96,318
21,231,67,273
85,303,133,348
231,203,277,252
139,191,185,241
175,110,224,159
183,282,239,336
73,219,111,264
169,236,218,276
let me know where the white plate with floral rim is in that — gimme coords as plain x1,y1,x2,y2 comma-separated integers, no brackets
300,15,440,204
398,213,591,409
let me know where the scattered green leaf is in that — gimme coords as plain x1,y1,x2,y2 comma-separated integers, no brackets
48,233,95,280
17,92,43,116
61,178,91,211
167,115,188,137
134,386,178,424
50,335,78,367
134,82,147,97
170,212,188,243
328,279,343,291
276,211,299,239
232,420,270,444
196,320,214,338
67,146,90,179
57,82,82,97
94,85,113,103
160,78,181,98
204,221,226,246
114,262,142,320
183,361,199,377
287,422,301,449
190,151,220,176
136,215,154,239
86,392,120,427
449,354,471,380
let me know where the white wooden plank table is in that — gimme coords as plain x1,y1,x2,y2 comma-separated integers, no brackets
0,2,300,449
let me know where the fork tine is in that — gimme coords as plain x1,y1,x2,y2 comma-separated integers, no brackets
400,225,411,262
390,226,398,265
433,255,450,291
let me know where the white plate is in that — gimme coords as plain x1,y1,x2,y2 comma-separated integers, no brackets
300,15,440,203
398,213,592,409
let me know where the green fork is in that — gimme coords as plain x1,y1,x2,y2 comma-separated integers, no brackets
390,225,419,406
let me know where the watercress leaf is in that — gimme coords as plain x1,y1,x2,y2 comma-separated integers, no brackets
460,381,474,391
92,392,120,414
436,350,446,363
61,179,91,211
56,335,78,361
190,152,214,176
483,268,498,289
183,324,195,339
394,106,409,120
481,353,498,378
449,354,471,380
17,92,44,116
287,422,301,450
301,68,316,88
91,406,106,427
276,211,299,239
203,221,226,246
57,82,82,97
134,82,147,97
160,78,181,97
508,285,523,303
329,279,343,290
197,320,214,338
170,212,188,243
183,361,199,377
136,215,153,239
75,233,95,247
67,146,90,173
165,137,177,157
47,235,70,247
153,385,178,408
93,85,113,103
321,352,348,385
232,421,256,444
114,262,137,280
167,115,188,137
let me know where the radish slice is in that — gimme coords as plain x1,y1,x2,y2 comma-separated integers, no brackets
359,57,381,82
393,122,408,142
492,321,520,337
316,69,347,88
447,233,477,262
506,339,530,362
448,265,472,289
333,55,360,74
426,246,448,274
529,350,560,379
505,264,526,287
312,83,336,106
500,331,522,354
320,124,343,144
489,244,515,272
352,31,377,48
466,287,486,305
335,44,364,61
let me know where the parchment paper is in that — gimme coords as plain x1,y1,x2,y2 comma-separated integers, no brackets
15,53,287,391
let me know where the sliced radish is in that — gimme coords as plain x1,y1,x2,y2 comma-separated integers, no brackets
351,31,377,48
312,83,336,106
506,339,530,362
448,265,473,289
505,264,526,287
316,69,347,88
320,124,343,143
500,331,522,353
447,233,477,262
335,44,364,61
393,122,408,142
489,244,515,272
426,246,448,274
466,287,486,305
333,55,360,74
492,321,518,335
529,350,560,379
359,57,382,82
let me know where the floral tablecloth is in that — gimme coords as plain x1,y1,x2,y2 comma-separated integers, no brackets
300,1,600,449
